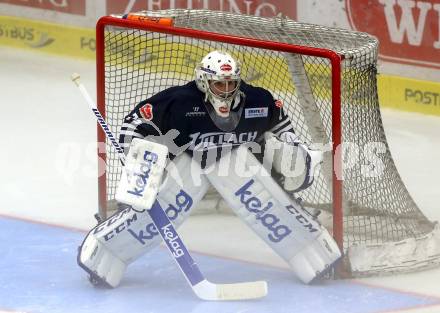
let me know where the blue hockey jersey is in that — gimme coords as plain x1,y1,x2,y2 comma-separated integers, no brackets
119,81,293,166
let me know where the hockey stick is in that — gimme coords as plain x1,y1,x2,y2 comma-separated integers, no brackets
71,74,126,165
71,73,268,301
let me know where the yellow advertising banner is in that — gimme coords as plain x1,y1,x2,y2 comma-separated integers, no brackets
0,16,95,59
378,74,440,116
1,15,439,117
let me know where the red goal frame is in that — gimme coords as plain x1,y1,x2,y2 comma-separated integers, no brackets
95,16,344,251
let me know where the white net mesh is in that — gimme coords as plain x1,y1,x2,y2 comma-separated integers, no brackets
97,9,439,277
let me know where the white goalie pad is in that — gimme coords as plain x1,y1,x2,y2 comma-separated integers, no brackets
116,138,168,211
78,151,210,287
264,132,323,193
205,145,341,283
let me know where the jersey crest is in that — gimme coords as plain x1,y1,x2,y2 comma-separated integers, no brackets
140,103,153,120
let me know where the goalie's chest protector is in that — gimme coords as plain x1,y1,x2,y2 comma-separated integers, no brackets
165,82,280,158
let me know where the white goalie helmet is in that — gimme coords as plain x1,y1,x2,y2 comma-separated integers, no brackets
195,51,241,117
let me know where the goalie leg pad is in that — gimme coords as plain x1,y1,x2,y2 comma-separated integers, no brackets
77,228,127,288
206,145,341,283
77,153,210,287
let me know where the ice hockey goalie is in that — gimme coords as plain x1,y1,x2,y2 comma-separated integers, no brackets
77,50,341,288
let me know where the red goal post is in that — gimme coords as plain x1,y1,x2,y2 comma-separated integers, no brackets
95,10,440,278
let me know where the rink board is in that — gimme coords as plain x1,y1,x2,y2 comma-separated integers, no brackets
0,216,439,313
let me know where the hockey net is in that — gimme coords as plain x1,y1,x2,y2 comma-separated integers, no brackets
96,9,440,277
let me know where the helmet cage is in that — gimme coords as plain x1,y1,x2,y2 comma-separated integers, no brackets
195,51,241,117
199,71,241,105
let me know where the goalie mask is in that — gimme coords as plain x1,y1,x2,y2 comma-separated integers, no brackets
195,51,242,118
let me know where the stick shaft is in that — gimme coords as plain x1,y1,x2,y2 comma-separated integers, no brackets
72,74,126,165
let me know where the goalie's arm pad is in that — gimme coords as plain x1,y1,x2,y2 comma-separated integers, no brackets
77,152,210,288
206,145,341,283
264,132,323,193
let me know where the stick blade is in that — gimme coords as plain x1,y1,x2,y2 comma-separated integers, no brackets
193,280,268,301
216,281,268,300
